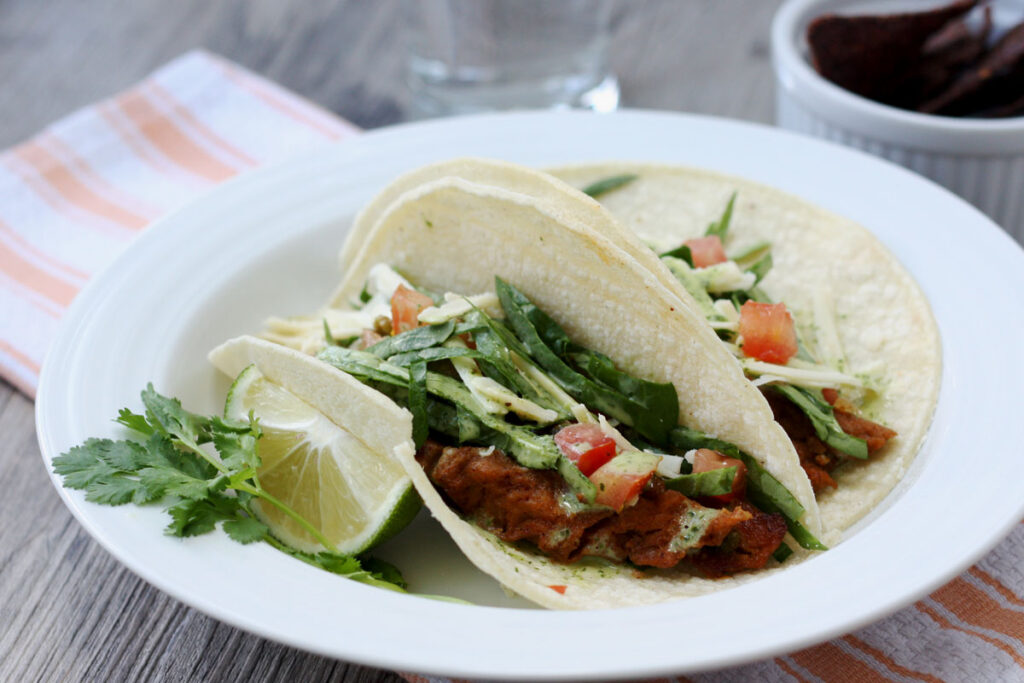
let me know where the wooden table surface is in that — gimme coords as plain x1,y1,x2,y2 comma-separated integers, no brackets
0,1,850,680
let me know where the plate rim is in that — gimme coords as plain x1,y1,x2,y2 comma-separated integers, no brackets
35,108,1024,679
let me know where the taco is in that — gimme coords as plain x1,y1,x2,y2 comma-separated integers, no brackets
225,174,829,609
547,163,942,535
327,157,939,536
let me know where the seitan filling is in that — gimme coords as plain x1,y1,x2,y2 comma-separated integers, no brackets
416,441,787,576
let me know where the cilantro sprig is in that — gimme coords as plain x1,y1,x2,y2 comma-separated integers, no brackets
53,384,407,592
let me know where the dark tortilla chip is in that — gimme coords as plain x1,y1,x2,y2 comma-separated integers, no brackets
807,0,979,102
890,6,992,107
920,21,1024,115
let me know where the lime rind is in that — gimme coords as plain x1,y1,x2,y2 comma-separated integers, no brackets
225,364,419,555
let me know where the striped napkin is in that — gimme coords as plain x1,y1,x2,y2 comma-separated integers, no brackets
3,50,1021,683
0,50,357,396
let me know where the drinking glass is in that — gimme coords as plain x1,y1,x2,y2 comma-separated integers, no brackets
403,0,619,117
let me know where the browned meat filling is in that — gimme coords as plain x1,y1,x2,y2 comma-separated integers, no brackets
416,441,611,562
765,392,840,492
689,502,789,578
823,388,898,453
580,478,751,568
766,389,897,494
417,441,780,576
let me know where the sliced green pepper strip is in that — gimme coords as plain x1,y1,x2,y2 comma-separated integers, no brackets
669,426,826,550
665,467,737,497
469,314,564,415
659,244,694,266
387,346,485,367
772,542,794,563
367,320,455,359
496,278,675,443
746,251,773,285
773,385,868,460
705,192,736,239
408,361,428,449
368,382,462,441
582,174,637,198
318,347,567,473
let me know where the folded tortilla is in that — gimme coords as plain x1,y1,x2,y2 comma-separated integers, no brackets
547,163,942,535
214,159,932,608
347,158,941,536
317,174,821,608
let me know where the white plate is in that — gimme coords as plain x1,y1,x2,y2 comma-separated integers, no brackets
36,110,1024,679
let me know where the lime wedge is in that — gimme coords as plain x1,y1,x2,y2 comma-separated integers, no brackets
225,364,420,554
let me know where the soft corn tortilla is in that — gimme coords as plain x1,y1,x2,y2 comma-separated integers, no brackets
333,158,680,318
325,175,822,608
548,163,942,534
208,335,413,460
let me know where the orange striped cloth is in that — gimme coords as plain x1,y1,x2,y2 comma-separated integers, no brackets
403,529,1024,681
0,50,357,396
3,50,1020,683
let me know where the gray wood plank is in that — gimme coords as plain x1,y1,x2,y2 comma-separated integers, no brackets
0,0,782,147
0,1,783,680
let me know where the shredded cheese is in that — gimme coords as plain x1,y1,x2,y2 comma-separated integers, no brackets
446,338,556,423
261,264,411,354
511,352,578,412
656,454,686,478
812,287,846,371
597,415,636,451
365,263,412,301
262,305,387,354
473,378,559,423
742,358,864,389
418,292,501,324
570,403,597,424
750,373,787,387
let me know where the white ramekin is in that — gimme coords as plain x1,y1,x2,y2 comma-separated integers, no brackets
772,0,1024,242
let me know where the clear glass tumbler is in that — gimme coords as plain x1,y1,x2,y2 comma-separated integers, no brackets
403,0,619,117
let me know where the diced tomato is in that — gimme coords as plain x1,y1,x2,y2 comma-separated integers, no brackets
548,585,567,594
691,448,747,504
589,451,660,512
684,235,728,268
738,301,798,364
391,284,435,335
554,423,617,476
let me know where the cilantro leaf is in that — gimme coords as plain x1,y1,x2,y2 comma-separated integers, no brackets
141,383,208,447
53,438,144,486
165,494,240,537
359,556,408,588
53,385,411,596
274,546,408,592
144,433,219,483
212,423,261,473
116,408,154,436
55,438,159,505
223,515,270,544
